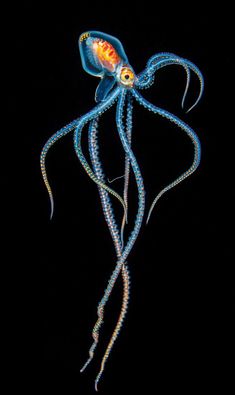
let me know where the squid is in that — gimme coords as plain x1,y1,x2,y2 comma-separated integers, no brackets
40,31,204,390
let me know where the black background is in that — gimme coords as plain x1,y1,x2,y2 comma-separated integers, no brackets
6,1,234,394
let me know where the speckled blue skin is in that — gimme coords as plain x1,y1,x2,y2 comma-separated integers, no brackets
40,31,204,390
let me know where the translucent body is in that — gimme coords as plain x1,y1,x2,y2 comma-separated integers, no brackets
79,31,129,76
79,31,135,101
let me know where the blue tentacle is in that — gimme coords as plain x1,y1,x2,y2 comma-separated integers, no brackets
131,89,201,224
120,92,133,247
136,54,204,113
137,54,190,90
94,89,145,389
147,52,184,66
88,118,122,254
73,87,128,219
40,118,80,219
115,90,145,262
137,53,183,88
80,118,130,390
81,95,133,380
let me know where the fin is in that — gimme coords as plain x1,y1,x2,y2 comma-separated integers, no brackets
95,75,116,102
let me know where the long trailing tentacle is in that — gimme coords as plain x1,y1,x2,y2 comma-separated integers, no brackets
94,89,145,390
80,118,130,381
132,89,201,224
88,118,122,258
106,92,133,249
73,87,128,221
95,265,130,391
40,118,80,219
136,54,204,113
120,92,133,247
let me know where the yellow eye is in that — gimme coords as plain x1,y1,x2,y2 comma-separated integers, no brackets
119,67,135,86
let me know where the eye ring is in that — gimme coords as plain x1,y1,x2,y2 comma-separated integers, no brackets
118,65,135,87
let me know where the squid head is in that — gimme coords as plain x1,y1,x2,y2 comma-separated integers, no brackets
79,31,136,102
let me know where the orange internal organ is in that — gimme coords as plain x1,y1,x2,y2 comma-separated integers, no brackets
92,39,121,72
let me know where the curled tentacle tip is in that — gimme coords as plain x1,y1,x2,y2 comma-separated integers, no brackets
181,103,191,113
80,365,87,373
120,235,124,249
146,213,152,225
95,372,103,391
80,364,86,373
185,106,194,114
80,358,92,373
186,101,199,114
49,206,54,220
49,197,54,220
124,208,128,225
181,94,189,111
